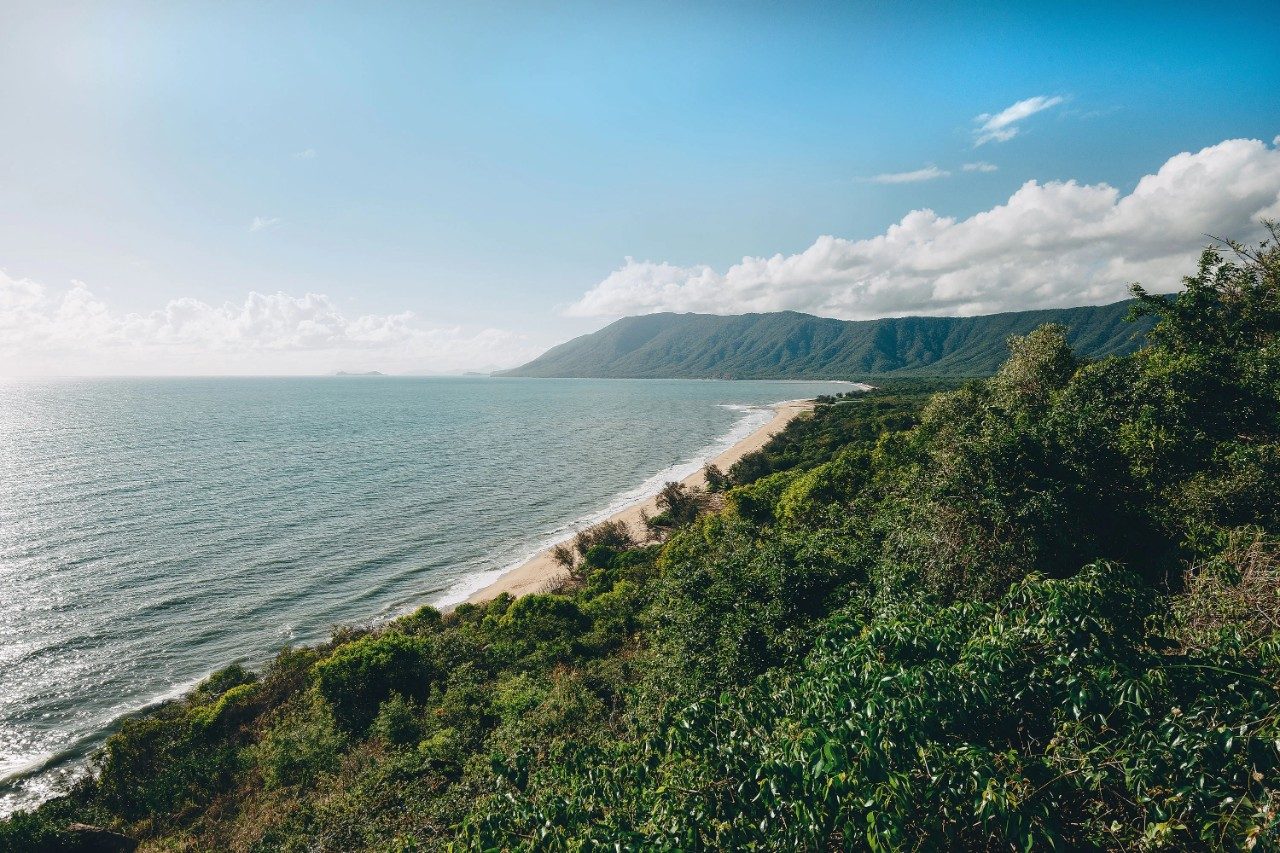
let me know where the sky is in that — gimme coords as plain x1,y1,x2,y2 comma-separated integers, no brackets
1,1,1279,376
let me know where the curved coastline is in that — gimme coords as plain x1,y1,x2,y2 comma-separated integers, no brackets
461,398,815,605
0,391,828,818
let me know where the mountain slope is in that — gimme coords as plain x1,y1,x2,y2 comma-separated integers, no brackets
501,300,1155,379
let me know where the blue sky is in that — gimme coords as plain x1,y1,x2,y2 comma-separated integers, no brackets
2,1,1279,374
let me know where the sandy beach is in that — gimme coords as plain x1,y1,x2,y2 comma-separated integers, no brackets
466,399,815,604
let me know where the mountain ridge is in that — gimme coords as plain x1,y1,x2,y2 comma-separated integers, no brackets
501,299,1156,379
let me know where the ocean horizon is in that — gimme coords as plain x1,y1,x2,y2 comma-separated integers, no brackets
0,375,848,815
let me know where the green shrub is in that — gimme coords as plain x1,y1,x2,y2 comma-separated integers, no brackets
255,699,347,789
551,520,637,585
95,706,240,820
416,727,464,768
434,663,497,746
0,809,78,853
313,631,437,733
581,579,642,653
474,566,1280,850
371,694,424,747
188,681,259,732
725,468,801,525
490,593,588,667
703,463,732,492
398,604,444,635
775,447,869,528
192,663,257,702
259,645,322,708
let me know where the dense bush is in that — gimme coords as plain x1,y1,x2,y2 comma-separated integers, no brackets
313,631,437,733
488,593,589,668
550,519,636,585
474,566,1280,849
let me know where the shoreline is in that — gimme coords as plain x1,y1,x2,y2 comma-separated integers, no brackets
0,395,821,817
0,396,820,819
463,398,815,605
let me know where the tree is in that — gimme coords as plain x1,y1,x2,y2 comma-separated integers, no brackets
646,481,708,531
550,519,637,585
703,463,732,493
312,632,436,733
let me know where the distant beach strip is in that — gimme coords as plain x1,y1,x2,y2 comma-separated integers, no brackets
455,398,822,606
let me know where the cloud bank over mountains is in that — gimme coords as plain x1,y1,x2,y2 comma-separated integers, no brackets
569,137,1280,321
0,280,536,376
6,136,1279,375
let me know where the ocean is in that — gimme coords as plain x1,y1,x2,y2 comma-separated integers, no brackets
0,375,848,815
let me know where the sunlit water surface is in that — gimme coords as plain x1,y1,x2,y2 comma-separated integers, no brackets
0,376,848,815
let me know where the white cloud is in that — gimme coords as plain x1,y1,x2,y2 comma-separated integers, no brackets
249,216,281,232
293,148,318,159
0,280,539,376
974,95,1064,145
568,137,1280,321
868,165,950,184
962,161,998,173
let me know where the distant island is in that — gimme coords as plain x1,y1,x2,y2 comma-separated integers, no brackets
334,370,386,376
500,299,1154,379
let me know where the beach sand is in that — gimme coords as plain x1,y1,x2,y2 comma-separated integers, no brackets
465,399,814,605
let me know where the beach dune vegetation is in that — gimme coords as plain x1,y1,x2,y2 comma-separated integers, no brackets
550,519,637,585
644,480,709,532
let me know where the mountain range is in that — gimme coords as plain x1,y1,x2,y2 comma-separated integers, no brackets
500,300,1156,379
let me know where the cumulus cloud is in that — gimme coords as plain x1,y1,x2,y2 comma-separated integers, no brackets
962,161,998,173
0,280,539,376
568,137,1280,321
974,95,1064,145
249,216,281,232
868,165,950,184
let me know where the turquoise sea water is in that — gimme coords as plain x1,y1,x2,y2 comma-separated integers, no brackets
0,376,848,815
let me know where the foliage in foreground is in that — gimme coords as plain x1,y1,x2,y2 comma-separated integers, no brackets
3,228,1279,851
475,564,1280,849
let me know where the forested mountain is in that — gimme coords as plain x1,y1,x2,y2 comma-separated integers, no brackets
501,300,1155,379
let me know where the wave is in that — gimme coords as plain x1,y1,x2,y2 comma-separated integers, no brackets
1,380,846,818
0,670,211,816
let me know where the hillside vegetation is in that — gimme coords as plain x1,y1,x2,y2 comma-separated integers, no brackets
500,300,1154,379
4,230,1279,851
